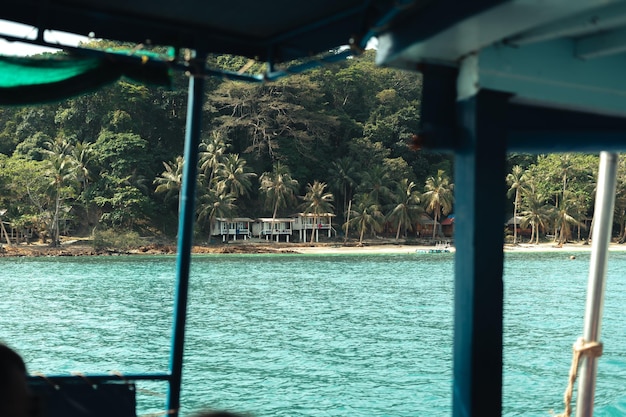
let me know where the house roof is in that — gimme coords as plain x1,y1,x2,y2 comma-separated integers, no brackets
215,217,254,222
291,213,336,218
256,218,295,223
418,213,434,225
441,216,455,226
505,216,524,226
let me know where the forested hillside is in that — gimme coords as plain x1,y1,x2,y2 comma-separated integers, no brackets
0,48,452,244
2,46,626,246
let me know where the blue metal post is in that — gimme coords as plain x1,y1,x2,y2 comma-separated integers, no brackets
167,65,206,417
453,90,508,417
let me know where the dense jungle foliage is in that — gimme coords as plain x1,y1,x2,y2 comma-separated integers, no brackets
1,46,626,246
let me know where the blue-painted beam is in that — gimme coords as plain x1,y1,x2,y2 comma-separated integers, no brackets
507,102,626,153
506,1,626,46
478,40,626,118
167,61,206,417
453,89,508,417
416,64,626,154
376,0,600,70
414,63,459,151
576,26,626,59
508,131,626,153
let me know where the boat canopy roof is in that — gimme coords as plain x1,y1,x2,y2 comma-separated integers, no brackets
3,1,626,117
1,0,412,63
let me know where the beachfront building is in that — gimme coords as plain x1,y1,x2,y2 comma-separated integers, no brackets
415,213,446,239
211,217,254,242
292,212,335,243
505,216,531,238
253,218,295,242
441,215,455,238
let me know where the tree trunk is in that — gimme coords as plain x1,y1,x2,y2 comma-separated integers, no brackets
344,200,352,243
271,200,279,242
50,187,61,247
432,204,439,240
513,190,519,244
619,222,626,243
585,216,595,245
359,220,365,244
0,221,11,246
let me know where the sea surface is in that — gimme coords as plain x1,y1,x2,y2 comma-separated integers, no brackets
1,251,625,416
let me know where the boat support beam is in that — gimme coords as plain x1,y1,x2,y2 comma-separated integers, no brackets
167,59,207,417
453,89,509,417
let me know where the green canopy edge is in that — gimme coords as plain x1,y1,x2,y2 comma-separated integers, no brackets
0,51,172,105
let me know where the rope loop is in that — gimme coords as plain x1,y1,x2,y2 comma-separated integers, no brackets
554,337,603,417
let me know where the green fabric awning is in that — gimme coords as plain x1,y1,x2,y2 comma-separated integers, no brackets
0,52,171,105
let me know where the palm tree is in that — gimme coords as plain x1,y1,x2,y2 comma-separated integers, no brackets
506,165,527,244
358,165,393,205
196,182,237,242
346,193,384,244
198,132,227,186
422,169,454,239
154,156,184,210
42,138,77,247
259,162,299,238
216,154,257,198
328,157,357,222
555,190,583,247
387,179,422,240
615,158,626,243
300,181,334,243
519,182,552,244
71,141,94,195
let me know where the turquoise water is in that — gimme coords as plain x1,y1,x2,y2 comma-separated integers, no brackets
1,251,625,416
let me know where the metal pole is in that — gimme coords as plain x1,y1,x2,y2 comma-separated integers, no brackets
575,152,618,417
166,63,206,417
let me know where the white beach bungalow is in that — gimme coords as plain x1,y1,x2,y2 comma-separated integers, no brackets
292,212,335,242
211,217,254,242
253,218,295,242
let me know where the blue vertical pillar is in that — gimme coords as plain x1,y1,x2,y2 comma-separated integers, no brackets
167,66,206,417
453,89,509,417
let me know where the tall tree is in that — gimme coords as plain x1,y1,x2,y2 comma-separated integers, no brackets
216,154,256,198
71,141,94,196
615,157,626,243
358,165,393,205
422,169,454,239
259,162,299,237
300,181,334,243
387,179,422,240
208,75,339,180
198,132,227,187
346,193,384,244
196,182,237,242
154,156,185,211
555,190,583,247
506,165,527,244
519,181,552,244
328,157,357,223
42,138,78,246
94,174,153,230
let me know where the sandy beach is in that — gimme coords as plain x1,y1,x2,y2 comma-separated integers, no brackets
3,237,626,257
290,241,626,255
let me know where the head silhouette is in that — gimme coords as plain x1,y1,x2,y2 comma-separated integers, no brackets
0,343,35,417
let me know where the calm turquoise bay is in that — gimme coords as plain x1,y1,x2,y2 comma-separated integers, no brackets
1,251,625,416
